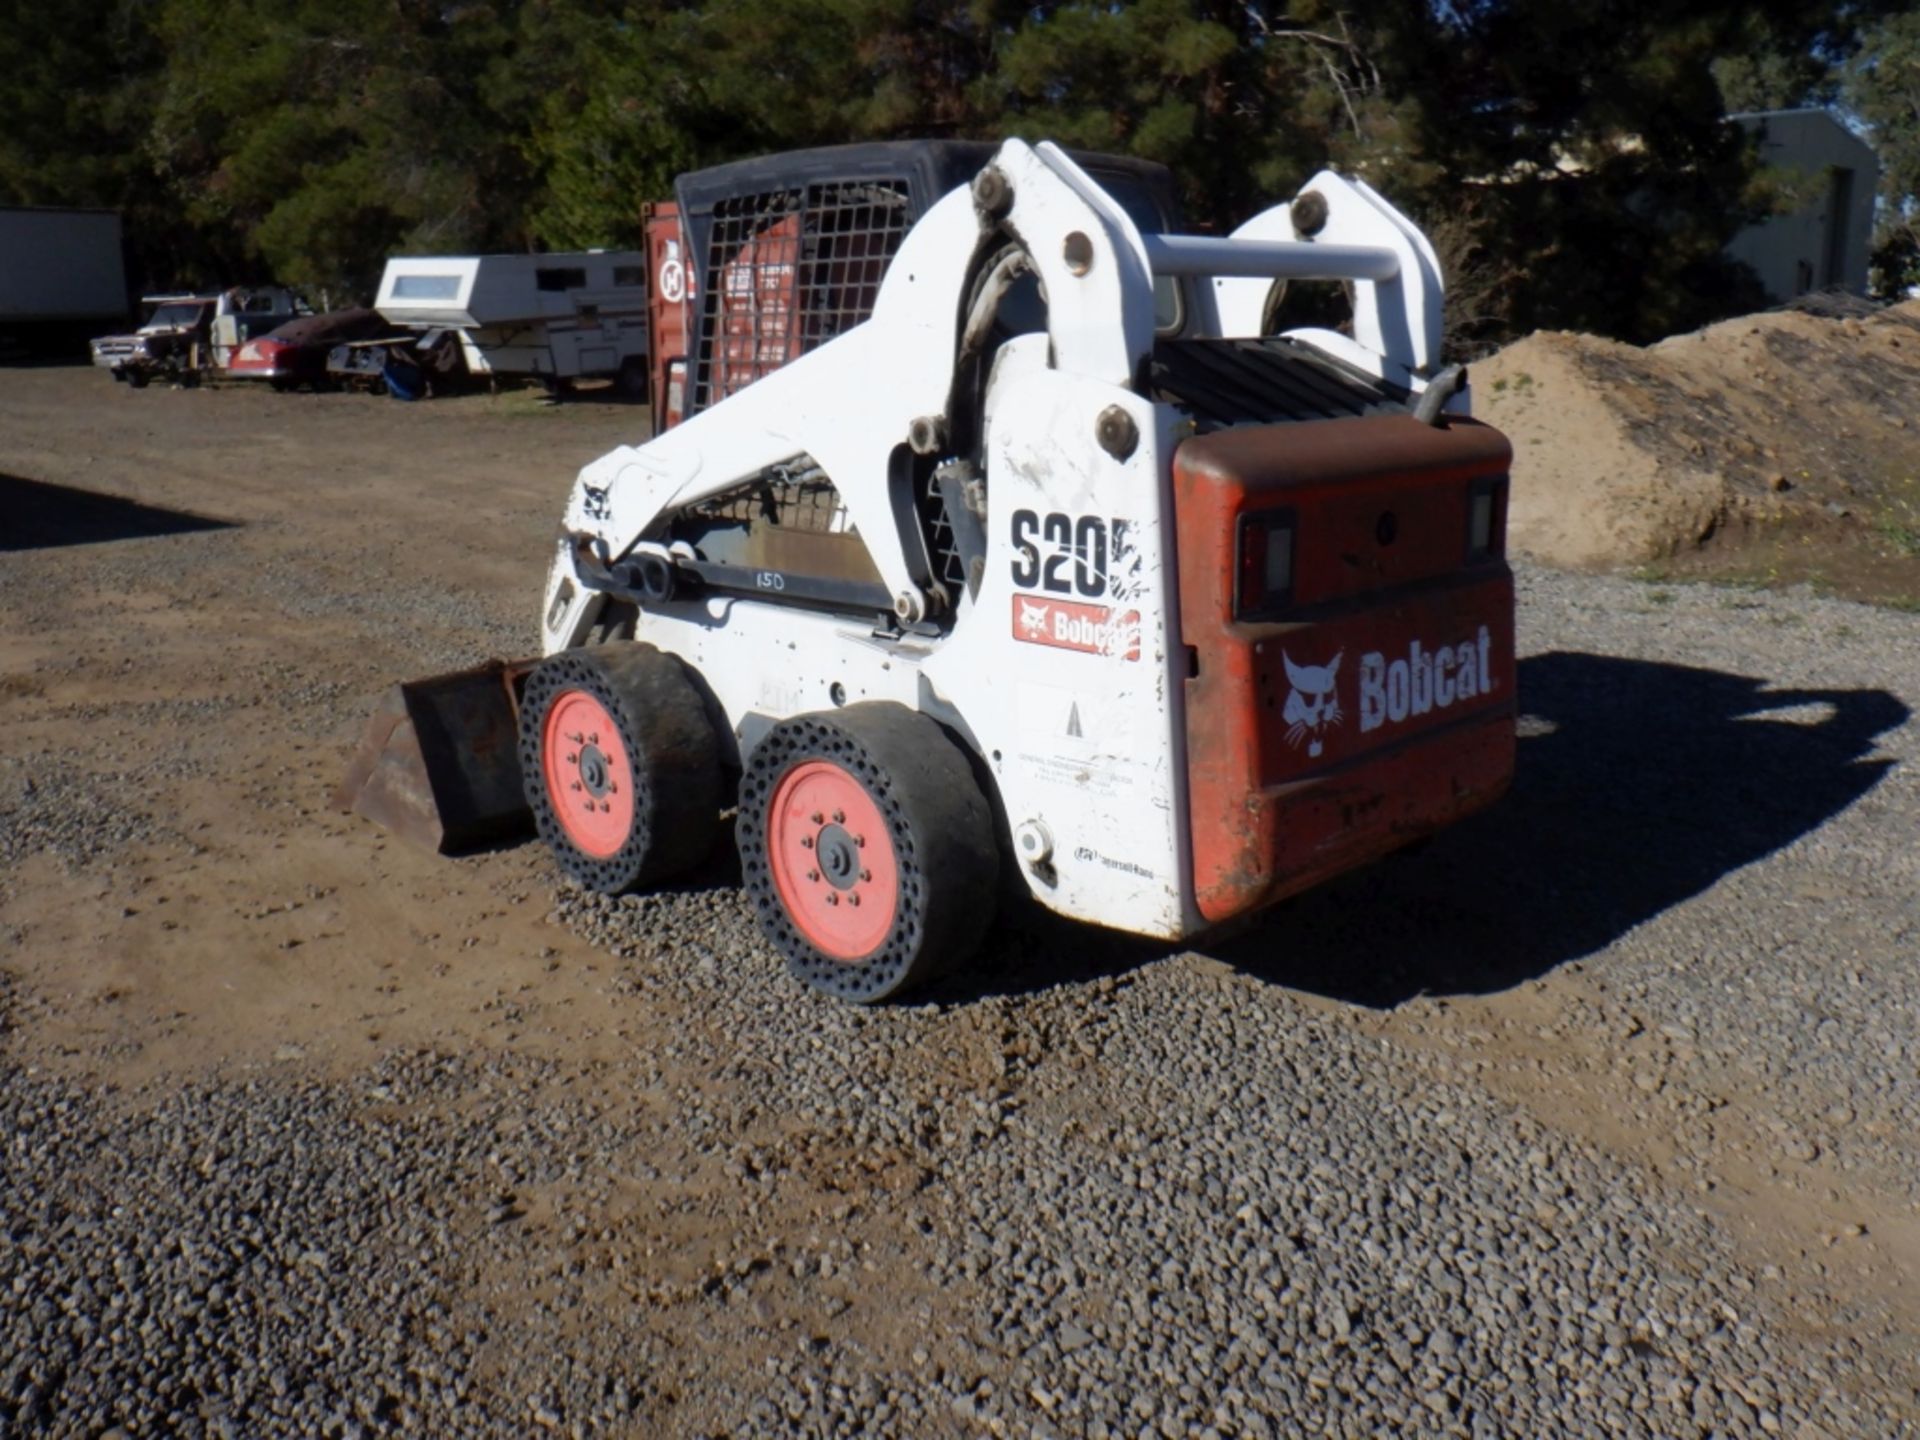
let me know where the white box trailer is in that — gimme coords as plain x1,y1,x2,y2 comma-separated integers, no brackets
374,251,649,393
0,206,129,354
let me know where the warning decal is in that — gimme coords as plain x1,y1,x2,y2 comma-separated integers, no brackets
1010,594,1141,661
1012,679,1139,797
658,242,686,303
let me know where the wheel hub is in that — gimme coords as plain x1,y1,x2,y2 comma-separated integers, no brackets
577,743,611,797
816,823,859,890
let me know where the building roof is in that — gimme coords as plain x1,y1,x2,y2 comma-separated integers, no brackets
1727,108,1876,158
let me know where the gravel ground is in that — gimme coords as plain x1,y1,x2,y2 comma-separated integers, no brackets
2,943,1904,1439
2,374,1917,1437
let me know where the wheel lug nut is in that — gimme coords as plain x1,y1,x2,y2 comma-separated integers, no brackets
570,782,583,792
853,834,865,848
801,836,814,849
811,812,824,824
589,733,599,744
847,893,859,907
859,869,871,882
832,810,845,823
807,869,820,882
825,894,839,906
566,752,578,764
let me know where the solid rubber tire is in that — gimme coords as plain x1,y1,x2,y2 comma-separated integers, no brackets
737,704,999,1003
519,644,723,893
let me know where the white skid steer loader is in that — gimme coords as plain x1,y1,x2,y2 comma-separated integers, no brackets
337,138,1516,1002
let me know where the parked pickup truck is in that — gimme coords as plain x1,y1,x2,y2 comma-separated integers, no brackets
91,287,306,387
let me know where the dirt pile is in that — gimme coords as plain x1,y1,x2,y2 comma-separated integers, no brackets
1476,300,1920,597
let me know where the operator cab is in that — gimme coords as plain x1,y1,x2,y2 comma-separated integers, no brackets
640,141,1191,629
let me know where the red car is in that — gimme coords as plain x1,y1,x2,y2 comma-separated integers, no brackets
227,308,403,391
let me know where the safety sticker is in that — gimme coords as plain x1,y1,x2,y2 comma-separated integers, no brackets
1016,750,1133,798
657,249,686,304
1010,593,1141,661
1015,680,1131,746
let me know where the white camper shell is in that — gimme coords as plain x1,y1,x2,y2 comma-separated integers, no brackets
374,252,649,390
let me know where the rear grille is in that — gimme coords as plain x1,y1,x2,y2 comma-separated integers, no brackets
692,181,912,412
1151,337,1412,431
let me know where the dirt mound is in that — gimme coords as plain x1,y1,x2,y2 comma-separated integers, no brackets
1477,301,1920,598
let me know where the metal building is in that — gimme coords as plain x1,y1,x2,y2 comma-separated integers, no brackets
1727,109,1878,301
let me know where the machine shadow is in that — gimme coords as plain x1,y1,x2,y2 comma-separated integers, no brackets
0,473,237,552
952,651,1907,1009
540,387,648,409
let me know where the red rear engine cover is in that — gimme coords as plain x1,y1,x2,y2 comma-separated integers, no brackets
1175,414,1516,925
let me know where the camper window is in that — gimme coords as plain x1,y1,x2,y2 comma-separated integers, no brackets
537,267,588,292
613,266,645,288
392,275,462,300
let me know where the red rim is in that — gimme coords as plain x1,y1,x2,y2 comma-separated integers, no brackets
767,761,898,961
541,689,634,858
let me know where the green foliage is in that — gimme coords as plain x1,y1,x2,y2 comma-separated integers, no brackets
0,2,157,208
515,6,694,250
0,0,1907,332
1395,1,1855,341
1847,11,1920,297
140,0,541,294
1712,13,1845,114
0,1,176,283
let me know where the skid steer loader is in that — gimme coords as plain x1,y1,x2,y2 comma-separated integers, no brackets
337,138,1515,1002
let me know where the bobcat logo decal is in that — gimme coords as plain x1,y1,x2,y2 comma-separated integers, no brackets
1282,651,1343,757
1018,598,1050,637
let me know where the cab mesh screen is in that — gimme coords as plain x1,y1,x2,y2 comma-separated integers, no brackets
693,181,912,412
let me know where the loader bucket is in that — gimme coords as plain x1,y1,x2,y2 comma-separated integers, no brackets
332,659,537,853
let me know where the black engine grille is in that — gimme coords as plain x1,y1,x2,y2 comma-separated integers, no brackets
1150,336,1414,431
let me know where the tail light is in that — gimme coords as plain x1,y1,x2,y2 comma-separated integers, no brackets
1234,508,1295,620
1468,478,1507,561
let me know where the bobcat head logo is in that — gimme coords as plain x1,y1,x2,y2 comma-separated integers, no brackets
1018,599,1050,637
1282,650,1343,757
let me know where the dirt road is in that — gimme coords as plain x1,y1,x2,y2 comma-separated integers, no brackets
3,367,1917,1437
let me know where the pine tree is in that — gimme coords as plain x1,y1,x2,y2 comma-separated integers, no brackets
1847,11,1920,296
145,0,538,295
0,0,1900,332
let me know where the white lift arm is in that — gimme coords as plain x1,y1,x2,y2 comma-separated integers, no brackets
1210,170,1445,383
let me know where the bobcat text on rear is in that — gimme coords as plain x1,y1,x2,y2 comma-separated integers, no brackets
1358,626,1495,733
